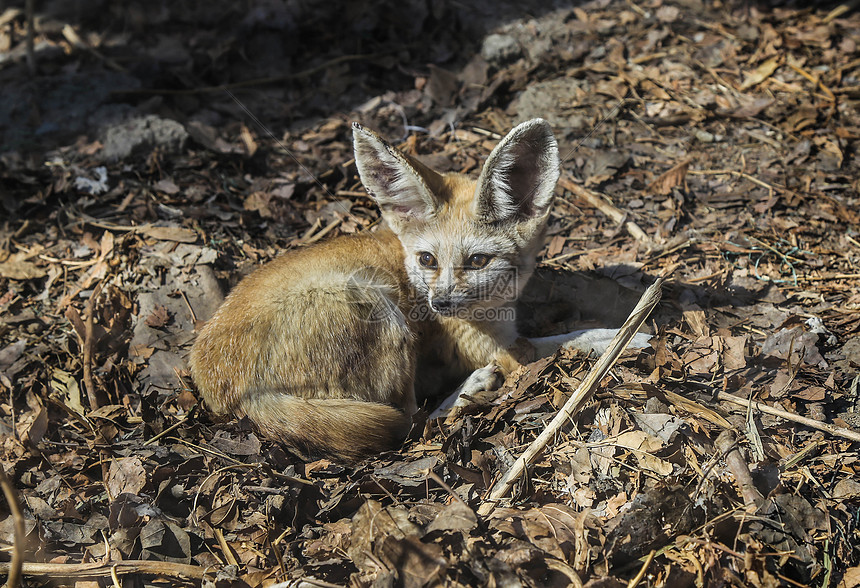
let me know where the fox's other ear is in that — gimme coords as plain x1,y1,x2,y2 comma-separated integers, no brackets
474,118,560,224
353,123,441,230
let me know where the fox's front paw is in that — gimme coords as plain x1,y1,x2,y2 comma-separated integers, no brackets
429,363,502,420
455,364,502,402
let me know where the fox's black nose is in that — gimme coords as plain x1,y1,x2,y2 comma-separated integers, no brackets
430,297,454,314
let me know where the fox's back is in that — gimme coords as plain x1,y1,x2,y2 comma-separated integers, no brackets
189,229,416,414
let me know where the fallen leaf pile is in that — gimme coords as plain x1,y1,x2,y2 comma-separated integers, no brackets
0,0,859,586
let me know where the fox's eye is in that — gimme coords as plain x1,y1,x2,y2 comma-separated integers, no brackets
418,252,437,269
466,254,492,269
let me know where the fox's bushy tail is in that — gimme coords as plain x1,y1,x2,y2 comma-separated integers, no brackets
238,393,413,462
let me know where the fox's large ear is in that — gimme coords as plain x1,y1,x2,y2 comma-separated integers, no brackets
353,123,441,230
474,119,560,224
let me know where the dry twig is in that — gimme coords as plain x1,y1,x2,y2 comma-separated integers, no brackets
82,282,103,412
716,391,860,444
715,430,765,510
478,277,664,516
560,177,650,242
0,467,23,588
627,550,657,588
0,560,207,581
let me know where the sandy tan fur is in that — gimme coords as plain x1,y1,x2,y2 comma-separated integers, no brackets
190,119,561,461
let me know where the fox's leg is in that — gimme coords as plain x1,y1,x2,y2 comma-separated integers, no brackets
428,363,502,419
427,348,521,420
429,331,651,419
529,328,651,357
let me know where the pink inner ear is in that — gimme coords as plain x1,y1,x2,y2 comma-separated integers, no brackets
369,164,397,189
505,140,544,214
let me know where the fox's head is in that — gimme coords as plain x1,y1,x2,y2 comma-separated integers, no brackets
353,119,560,318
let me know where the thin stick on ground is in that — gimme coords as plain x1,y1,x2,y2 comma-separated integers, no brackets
477,276,665,517
627,550,657,588
560,177,650,242
83,282,104,412
716,391,860,444
678,377,860,444
0,560,208,581
0,467,23,588
715,430,765,510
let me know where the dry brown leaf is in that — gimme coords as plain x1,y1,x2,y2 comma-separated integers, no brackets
722,336,748,370
153,178,180,194
649,158,692,196
129,344,155,359
682,338,721,373
739,56,780,90
792,386,826,402
108,456,147,497
51,368,84,416
841,566,860,588
663,390,733,429
833,480,860,500
546,235,565,257
141,225,198,243
18,402,48,445
682,306,709,338
426,64,459,107
378,534,446,585
425,501,477,533
656,5,680,22
613,431,673,476
240,125,258,157
814,136,844,168
64,307,87,340
244,191,274,217
0,339,27,373
144,305,171,328
606,491,629,518
0,250,46,280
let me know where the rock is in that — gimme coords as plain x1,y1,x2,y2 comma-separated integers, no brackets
129,264,223,393
100,114,189,161
509,78,587,129
480,33,521,65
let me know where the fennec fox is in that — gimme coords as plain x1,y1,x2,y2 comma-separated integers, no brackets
190,119,644,462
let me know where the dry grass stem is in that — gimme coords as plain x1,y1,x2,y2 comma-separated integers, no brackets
478,277,664,516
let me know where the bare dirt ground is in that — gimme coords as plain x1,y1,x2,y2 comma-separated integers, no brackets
1,0,859,586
